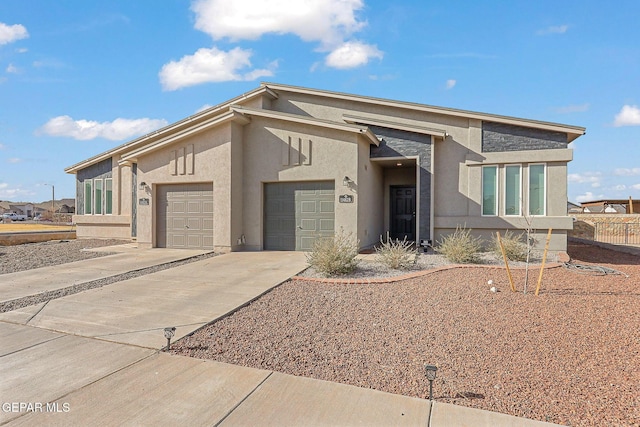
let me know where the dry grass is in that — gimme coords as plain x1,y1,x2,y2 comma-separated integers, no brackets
0,223,74,233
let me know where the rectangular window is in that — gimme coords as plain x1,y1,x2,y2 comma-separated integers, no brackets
84,180,92,215
529,164,546,215
94,179,103,215
505,165,521,215
105,179,113,215
482,166,497,216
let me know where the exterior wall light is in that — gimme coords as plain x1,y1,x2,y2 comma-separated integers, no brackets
164,326,176,350
139,182,147,190
343,176,353,186
425,364,438,400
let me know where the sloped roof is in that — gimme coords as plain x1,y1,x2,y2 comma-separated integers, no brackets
66,82,586,174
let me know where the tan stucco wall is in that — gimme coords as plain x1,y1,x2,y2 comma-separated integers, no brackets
241,116,363,250
73,214,132,240
135,124,232,251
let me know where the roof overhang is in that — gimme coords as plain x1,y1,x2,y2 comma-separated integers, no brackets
263,82,586,142
65,86,278,174
342,113,448,139
118,110,250,165
230,105,380,145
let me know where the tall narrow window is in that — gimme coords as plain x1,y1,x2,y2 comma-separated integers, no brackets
94,179,103,215
482,166,497,216
505,165,521,215
84,180,92,215
105,178,113,215
529,164,546,215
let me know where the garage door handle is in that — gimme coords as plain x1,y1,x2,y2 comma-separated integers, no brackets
185,225,189,229
297,225,303,229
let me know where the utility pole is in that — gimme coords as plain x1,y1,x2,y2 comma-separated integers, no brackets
45,184,55,219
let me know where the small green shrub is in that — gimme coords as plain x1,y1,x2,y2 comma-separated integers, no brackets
493,230,527,262
305,228,359,276
436,226,483,264
375,232,418,269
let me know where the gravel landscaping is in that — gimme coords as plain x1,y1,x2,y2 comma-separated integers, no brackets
173,242,640,427
0,238,130,274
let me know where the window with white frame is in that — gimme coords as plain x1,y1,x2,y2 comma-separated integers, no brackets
529,164,546,215
482,166,498,216
105,178,113,215
83,178,113,215
94,179,103,215
480,164,547,217
84,181,92,215
504,165,521,215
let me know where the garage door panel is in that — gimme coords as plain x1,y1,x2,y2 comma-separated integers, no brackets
157,183,213,250
300,201,316,213
319,219,334,231
264,181,334,251
319,201,334,213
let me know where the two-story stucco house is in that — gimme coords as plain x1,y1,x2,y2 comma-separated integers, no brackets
65,83,585,253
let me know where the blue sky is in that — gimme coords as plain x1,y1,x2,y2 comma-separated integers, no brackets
1,0,639,204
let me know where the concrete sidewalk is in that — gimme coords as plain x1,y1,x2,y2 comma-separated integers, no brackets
0,250,562,426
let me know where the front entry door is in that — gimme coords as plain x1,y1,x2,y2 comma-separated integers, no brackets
390,186,416,241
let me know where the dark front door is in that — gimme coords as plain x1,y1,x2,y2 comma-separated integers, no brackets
390,186,416,241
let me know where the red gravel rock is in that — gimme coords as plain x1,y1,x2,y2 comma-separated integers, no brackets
173,242,640,427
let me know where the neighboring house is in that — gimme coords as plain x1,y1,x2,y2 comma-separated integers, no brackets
567,201,583,214
581,199,639,214
65,83,585,253
8,203,34,218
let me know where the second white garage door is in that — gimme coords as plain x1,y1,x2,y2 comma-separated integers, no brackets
157,183,214,250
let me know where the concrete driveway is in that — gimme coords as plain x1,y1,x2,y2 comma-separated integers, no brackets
0,251,308,348
0,248,561,426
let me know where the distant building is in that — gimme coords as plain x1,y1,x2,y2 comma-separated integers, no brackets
8,203,34,218
580,199,639,214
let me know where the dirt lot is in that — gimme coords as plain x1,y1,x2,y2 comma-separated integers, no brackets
173,242,640,427
0,223,74,233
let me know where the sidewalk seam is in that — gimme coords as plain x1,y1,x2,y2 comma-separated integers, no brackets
214,371,274,427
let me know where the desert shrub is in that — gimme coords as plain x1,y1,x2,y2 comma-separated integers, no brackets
436,226,483,264
305,228,359,276
493,230,527,262
375,232,418,269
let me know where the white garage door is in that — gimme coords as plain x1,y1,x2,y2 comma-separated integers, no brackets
157,183,214,249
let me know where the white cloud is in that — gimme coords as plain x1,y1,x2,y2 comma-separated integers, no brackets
568,172,602,188
6,63,19,74
16,47,27,53
159,47,276,91
613,167,640,176
613,105,640,126
325,41,383,69
7,158,21,164
0,22,28,45
191,0,366,47
445,79,456,89
0,183,35,200
536,24,569,35
196,104,213,113
631,184,640,190
575,191,603,203
38,115,168,141
0,143,6,150
612,184,627,191
554,103,589,114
